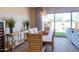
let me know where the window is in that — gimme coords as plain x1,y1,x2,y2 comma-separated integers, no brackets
42,12,79,36
47,14,54,30
41,14,54,31
72,12,79,29
55,13,71,36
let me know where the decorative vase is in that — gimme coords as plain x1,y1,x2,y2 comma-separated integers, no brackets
10,28,13,33
26,26,28,30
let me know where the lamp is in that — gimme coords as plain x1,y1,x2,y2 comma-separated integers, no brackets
40,10,47,16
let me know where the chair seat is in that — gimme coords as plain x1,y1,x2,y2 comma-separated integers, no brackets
42,35,52,42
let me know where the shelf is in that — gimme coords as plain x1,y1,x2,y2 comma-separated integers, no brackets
0,22,5,52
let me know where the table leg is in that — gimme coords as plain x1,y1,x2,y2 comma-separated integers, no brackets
7,35,8,51
12,36,14,51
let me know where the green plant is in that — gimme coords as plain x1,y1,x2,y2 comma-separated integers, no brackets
5,17,16,33
6,17,15,28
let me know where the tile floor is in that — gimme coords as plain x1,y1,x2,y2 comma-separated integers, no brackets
12,37,79,52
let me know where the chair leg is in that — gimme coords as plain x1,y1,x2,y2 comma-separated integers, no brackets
51,44,54,52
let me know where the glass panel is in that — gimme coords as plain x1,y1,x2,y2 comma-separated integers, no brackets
55,13,71,36
41,14,54,31
72,12,79,30
47,14,54,30
42,13,71,36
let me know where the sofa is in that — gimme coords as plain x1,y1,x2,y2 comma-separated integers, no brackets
66,28,79,49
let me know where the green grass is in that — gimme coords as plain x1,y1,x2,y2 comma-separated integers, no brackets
55,32,65,36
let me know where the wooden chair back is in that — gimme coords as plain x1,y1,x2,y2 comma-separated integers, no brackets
27,33,42,52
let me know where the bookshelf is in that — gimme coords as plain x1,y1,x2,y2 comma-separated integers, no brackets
0,21,5,52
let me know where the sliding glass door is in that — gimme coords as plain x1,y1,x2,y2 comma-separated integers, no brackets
42,13,71,36
72,12,79,29
42,12,79,36
55,13,71,36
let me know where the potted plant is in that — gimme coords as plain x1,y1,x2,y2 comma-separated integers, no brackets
5,17,16,33
23,20,29,30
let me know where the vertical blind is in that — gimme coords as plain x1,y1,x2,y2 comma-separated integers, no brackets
43,7,79,14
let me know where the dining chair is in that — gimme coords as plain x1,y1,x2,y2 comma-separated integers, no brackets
42,30,55,51
27,33,46,52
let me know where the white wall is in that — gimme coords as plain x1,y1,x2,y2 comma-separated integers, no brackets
0,7,30,33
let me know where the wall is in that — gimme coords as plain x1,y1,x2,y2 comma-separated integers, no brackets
29,8,36,28
0,7,30,33
29,7,42,31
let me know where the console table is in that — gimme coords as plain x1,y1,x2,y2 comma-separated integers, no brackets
5,31,28,51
